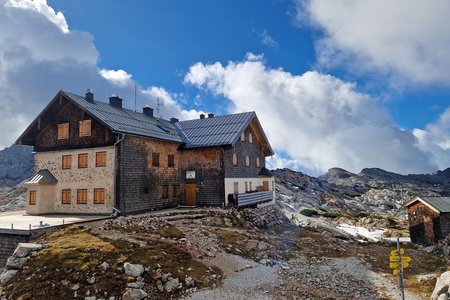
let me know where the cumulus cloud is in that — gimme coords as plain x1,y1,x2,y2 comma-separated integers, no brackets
259,29,278,48
0,0,200,149
296,0,450,85
185,54,436,175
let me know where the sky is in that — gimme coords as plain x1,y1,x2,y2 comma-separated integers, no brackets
1,0,450,176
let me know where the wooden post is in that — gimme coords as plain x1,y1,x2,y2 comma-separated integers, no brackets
397,237,405,300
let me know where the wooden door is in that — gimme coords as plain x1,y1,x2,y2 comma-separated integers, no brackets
424,216,434,245
185,183,197,206
263,181,269,191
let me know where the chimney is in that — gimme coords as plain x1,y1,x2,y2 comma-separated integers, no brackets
85,88,94,102
170,117,179,123
200,114,205,119
109,95,123,108
143,106,153,117
208,113,214,118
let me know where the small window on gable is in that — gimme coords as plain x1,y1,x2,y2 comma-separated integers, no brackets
77,189,88,204
62,155,72,169
78,153,88,168
245,155,250,167
241,132,245,142
29,191,37,205
162,186,169,199
58,123,69,140
94,188,105,204
79,119,92,137
249,133,253,144
62,189,71,204
152,153,160,167
256,157,260,168
168,154,175,168
232,153,238,166
96,151,107,167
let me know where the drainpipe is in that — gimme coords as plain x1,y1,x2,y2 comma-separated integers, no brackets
113,133,125,214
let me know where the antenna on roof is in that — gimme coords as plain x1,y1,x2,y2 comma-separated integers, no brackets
156,97,164,119
134,84,137,112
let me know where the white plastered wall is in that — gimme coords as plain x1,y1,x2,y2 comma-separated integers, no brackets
224,177,275,206
29,146,116,214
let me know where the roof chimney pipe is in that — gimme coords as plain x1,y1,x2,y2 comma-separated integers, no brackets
109,95,123,108
85,88,94,102
170,117,179,123
200,114,205,119
143,106,154,118
208,113,214,118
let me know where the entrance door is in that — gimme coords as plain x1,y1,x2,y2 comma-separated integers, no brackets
424,216,434,245
185,183,197,206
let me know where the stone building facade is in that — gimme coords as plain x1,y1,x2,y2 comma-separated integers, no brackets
17,90,275,215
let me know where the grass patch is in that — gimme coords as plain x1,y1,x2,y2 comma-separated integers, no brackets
6,225,222,300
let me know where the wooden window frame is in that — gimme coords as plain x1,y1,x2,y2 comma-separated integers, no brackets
61,189,71,204
29,191,37,205
58,123,69,140
168,154,175,168
77,189,88,204
152,153,160,167
245,155,250,167
240,132,245,142
96,151,107,167
79,119,92,137
62,155,72,169
232,153,238,166
256,157,260,168
94,188,105,204
78,153,88,168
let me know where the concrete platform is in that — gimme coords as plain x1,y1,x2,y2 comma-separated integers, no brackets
0,210,111,233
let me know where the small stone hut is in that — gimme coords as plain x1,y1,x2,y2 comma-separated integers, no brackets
404,196,450,245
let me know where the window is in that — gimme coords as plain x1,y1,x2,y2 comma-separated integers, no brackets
256,157,260,168
245,155,250,167
61,189,71,204
245,182,248,192
233,182,239,193
29,191,37,205
58,123,69,140
232,153,238,166
249,182,253,191
96,151,107,167
168,154,175,168
77,189,88,204
241,132,245,142
173,185,179,198
162,186,169,199
78,153,88,168
249,133,253,143
79,119,92,137
152,153,160,167
62,155,72,169
94,188,105,204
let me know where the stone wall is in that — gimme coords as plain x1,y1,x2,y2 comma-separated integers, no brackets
116,135,181,214
29,146,116,214
0,233,29,268
179,148,224,207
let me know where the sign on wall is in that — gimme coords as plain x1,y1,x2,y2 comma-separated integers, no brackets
186,171,196,179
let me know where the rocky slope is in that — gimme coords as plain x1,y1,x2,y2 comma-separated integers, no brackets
274,166,450,216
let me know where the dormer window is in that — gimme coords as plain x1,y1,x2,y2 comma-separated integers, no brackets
58,123,69,140
79,119,92,137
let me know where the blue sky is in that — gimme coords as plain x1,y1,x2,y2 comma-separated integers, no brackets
2,0,450,175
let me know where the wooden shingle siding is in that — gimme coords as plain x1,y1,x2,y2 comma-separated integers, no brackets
116,135,180,214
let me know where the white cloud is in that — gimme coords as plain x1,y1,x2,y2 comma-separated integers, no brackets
260,29,278,48
0,0,199,149
185,54,435,175
99,69,133,87
296,0,450,85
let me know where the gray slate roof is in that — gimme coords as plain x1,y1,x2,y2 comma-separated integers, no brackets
64,92,182,143
26,169,58,185
177,112,255,148
406,196,450,213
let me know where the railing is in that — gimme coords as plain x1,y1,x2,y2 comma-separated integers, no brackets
234,190,273,208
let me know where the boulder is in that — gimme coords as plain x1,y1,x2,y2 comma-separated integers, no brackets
0,269,19,285
431,271,450,300
122,288,148,300
6,256,28,270
13,243,42,258
123,263,144,277
164,278,180,293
